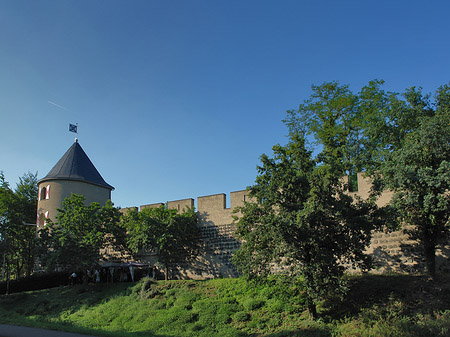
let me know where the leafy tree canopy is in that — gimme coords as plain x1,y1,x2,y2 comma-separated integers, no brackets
370,84,450,278
241,79,450,308
0,172,37,287
233,132,379,319
37,194,122,274
121,205,201,280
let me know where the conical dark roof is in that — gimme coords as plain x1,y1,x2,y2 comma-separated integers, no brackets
38,140,114,190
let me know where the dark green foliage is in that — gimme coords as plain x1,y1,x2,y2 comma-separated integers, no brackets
192,298,234,326
36,194,123,272
14,172,39,224
266,298,285,313
284,81,361,177
384,109,450,278
237,80,450,322
99,199,129,255
0,271,70,294
233,311,249,322
0,172,37,286
121,205,201,280
242,298,265,311
234,129,377,319
136,277,159,299
359,82,450,278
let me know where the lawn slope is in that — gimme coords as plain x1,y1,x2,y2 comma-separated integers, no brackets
0,275,450,336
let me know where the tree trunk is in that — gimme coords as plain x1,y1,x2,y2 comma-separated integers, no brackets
424,239,436,280
26,244,33,277
164,265,168,281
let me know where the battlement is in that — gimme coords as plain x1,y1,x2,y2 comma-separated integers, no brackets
134,190,248,216
129,173,377,216
347,172,394,207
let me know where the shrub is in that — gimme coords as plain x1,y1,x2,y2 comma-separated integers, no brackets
166,288,177,297
0,271,71,294
174,291,198,309
233,311,249,322
190,322,203,332
192,298,238,327
136,277,159,299
266,298,285,313
242,298,265,311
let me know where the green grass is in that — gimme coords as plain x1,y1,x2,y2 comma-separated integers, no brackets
1,274,450,336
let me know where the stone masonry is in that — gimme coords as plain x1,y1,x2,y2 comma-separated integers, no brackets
121,173,450,279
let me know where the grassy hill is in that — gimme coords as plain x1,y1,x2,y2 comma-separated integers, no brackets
0,274,450,336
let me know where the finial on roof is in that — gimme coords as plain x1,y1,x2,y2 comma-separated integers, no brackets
75,138,78,143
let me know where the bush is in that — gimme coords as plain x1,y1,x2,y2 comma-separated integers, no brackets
242,298,265,311
0,271,71,294
233,311,249,322
174,291,198,309
266,298,285,313
136,277,159,299
192,298,239,327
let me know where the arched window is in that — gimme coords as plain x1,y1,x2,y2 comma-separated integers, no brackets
39,185,50,200
40,187,46,200
39,212,47,227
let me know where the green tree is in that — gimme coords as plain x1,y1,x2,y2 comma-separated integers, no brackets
366,84,450,279
0,172,37,289
98,199,130,259
283,81,361,190
121,205,200,280
37,194,122,281
0,172,16,289
13,172,39,277
285,80,450,279
233,134,377,319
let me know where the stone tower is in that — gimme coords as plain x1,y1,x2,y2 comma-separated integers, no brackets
37,139,114,227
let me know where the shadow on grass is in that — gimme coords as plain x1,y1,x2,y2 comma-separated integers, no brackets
261,329,330,337
2,321,331,337
0,282,331,337
323,273,450,320
0,283,133,322
117,330,329,337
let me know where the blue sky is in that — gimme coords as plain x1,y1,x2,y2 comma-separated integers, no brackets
1,0,449,209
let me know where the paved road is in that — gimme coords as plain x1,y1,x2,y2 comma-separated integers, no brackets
0,324,98,337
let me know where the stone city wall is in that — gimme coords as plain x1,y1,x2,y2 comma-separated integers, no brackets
119,173,450,279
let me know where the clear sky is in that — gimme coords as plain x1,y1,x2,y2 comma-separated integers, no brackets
1,0,449,209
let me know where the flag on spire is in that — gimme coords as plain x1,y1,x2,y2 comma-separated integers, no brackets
69,124,78,133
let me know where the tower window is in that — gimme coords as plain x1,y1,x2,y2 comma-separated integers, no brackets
40,185,51,200
40,187,46,200
38,212,48,227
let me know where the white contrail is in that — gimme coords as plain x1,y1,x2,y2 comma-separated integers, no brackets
48,101,67,110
